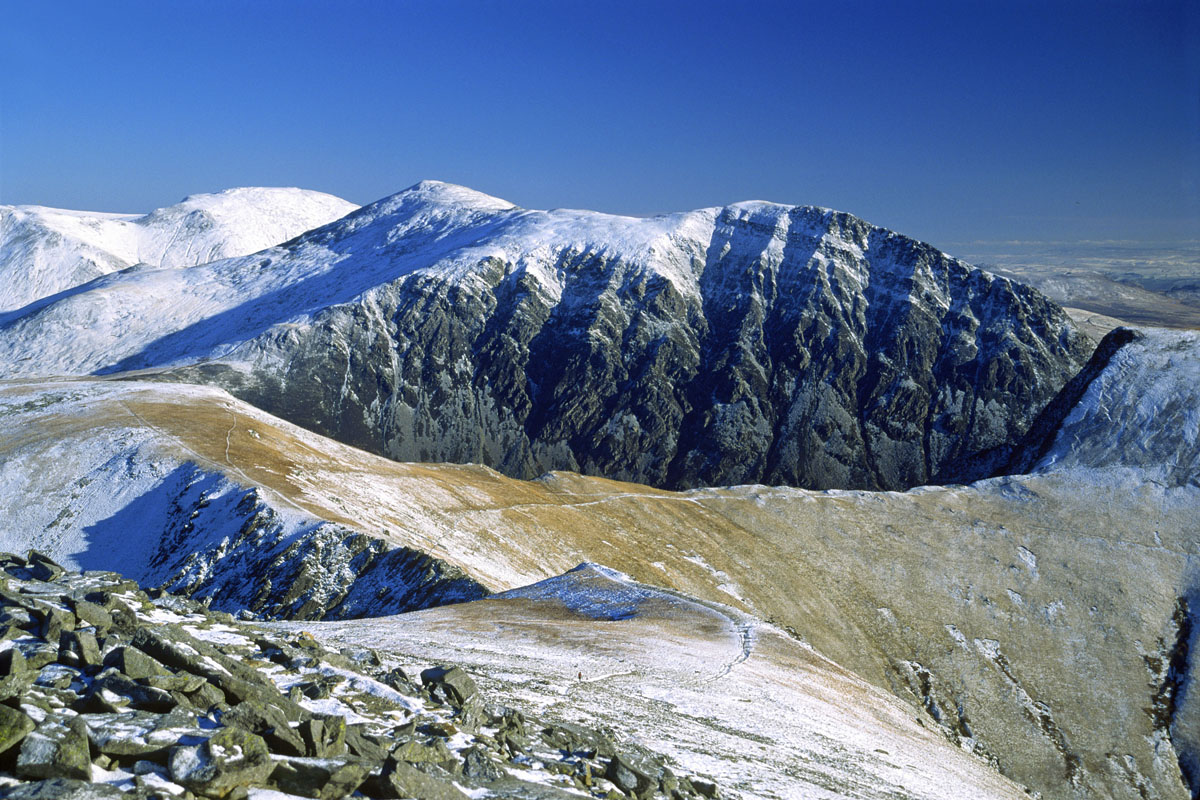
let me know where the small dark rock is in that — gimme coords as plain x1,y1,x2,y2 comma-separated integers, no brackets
0,777,126,798
23,647,57,672
0,553,28,573
0,608,37,632
460,745,502,783
339,646,381,667
88,668,177,713
268,755,372,799
606,753,658,799
381,667,417,694
390,736,453,765
25,552,65,583
79,708,201,759
34,664,77,690
222,701,306,757
141,673,207,693
36,608,74,644
300,714,346,758
422,721,457,739
185,682,226,712
344,724,388,762
103,646,168,681
59,631,101,668
296,674,341,700
0,647,28,677
420,665,478,708
68,601,112,635
373,759,469,800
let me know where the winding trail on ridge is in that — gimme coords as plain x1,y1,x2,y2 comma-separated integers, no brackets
276,565,1029,800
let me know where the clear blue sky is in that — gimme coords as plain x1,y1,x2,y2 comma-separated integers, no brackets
1,0,1197,249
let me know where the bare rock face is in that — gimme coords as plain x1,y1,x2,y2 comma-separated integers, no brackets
153,184,1092,491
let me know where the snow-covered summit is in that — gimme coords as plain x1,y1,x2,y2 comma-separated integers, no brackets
0,179,1089,491
390,179,519,212
0,186,357,313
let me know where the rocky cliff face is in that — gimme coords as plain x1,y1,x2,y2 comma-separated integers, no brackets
128,182,1093,491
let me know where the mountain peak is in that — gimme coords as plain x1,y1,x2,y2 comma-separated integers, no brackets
0,187,358,314
169,185,353,209
394,180,518,212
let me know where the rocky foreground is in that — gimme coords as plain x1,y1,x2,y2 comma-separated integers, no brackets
0,550,719,800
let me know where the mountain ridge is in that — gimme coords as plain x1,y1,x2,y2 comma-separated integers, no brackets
0,181,1093,491
0,186,358,315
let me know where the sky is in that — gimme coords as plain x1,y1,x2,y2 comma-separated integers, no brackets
1,0,1197,251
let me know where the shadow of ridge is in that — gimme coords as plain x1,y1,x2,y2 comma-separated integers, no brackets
78,463,224,584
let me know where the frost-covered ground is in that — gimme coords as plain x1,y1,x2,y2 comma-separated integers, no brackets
0,187,356,314
0,326,1197,800
275,564,1029,800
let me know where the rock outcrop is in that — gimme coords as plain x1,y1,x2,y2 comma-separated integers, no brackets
0,551,718,799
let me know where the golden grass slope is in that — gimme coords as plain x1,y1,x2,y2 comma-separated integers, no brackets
1,377,1196,799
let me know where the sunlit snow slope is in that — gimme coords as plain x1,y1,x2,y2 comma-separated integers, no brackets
1029,328,1200,481
0,187,357,313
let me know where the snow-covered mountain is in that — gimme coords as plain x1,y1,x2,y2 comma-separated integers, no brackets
0,187,357,313
0,181,1091,491
2,180,1195,798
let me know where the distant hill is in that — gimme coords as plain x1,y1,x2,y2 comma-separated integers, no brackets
0,187,357,313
